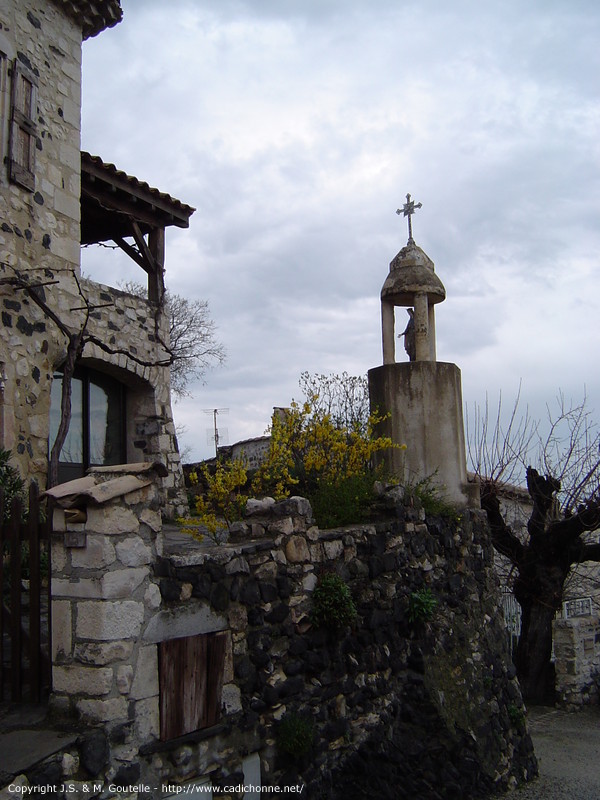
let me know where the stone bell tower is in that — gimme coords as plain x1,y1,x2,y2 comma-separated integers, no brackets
368,195,476,506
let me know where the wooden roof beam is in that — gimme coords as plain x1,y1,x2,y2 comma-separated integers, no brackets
131,221,157,274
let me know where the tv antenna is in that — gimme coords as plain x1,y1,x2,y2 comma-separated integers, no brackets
203,408,229,458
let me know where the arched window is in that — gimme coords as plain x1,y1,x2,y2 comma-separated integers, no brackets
49,367,126,484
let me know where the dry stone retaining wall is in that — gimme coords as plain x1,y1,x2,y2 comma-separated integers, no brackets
5,479,537,798
151,497,537,798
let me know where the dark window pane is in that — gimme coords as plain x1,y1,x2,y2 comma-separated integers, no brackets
89,375,123,466
49,374,83,464
49,368,125,482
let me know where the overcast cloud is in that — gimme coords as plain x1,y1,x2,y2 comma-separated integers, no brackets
80,0,600,463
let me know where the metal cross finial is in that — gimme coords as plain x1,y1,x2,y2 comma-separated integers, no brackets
396,193,422,242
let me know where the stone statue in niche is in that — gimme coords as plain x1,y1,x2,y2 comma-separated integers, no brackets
398,308,415,361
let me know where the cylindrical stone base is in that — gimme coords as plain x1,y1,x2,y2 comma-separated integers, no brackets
368,361,478,507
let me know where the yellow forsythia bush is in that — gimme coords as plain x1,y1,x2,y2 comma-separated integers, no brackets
182,391,396,535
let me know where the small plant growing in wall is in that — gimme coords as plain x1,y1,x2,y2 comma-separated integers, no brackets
405,474,461,522
507,703,526,731
276,712,315,760
408,587,438,626
310,573,358,631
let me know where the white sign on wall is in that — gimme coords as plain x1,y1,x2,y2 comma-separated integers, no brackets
563,597,593,618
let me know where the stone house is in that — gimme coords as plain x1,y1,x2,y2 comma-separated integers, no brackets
0,0,193,516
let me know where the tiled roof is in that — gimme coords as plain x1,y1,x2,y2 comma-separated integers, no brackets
82,151,195,220
52,0,123,40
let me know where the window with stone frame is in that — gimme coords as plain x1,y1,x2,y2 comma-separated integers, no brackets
8,58,38,191
49,367,126,485
158,632,227,740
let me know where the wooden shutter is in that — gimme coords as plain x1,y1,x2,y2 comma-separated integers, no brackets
159,631,227,741
8,60,37,191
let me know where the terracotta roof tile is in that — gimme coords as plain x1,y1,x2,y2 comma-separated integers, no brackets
82,151,195,219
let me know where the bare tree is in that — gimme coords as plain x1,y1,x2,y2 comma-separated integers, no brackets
121,282,225,398
299,371,370,434
466,383,537,488
471,389,600,702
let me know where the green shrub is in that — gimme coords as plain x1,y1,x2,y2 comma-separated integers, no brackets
408,588,438,625
310,573,358,631
406,474,461,522
308,471,377,528
276,712,315,759
507,703,526,729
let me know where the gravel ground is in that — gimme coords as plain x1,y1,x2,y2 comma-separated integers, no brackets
509,705,600,800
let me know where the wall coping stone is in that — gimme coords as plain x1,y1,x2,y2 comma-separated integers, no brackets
142,602,227,643
44,463,167,508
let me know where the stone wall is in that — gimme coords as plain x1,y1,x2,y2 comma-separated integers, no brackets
15,476,538,799
151,498,536,798
554,615,600,709
225,436,271,471
1,0,83,480
49,467,165,747
76,279,184,517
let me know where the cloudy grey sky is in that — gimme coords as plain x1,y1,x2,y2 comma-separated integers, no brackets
81,0,600,463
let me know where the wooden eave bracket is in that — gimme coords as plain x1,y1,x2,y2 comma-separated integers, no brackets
113,236,151,273
112,221,164,279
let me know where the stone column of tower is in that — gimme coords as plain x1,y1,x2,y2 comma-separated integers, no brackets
368,197,478,507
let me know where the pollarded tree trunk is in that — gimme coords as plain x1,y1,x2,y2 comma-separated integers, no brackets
511,522,572,704
513,598,557,704
479,470,597,703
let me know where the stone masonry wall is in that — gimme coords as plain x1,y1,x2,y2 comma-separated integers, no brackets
77,278,185,517
1,0,83,479
150,498,537,799
50,474,164,746
554,615,600,709
5,484,537,798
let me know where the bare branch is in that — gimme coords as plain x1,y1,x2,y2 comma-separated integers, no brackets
534,390,600,514
2,266,189,485
480,480,526,565
48,332,84,487
298,372,370,434
466,383,536,487
120,281,226,397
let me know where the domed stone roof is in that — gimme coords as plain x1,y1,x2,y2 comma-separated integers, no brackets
381,240,446,306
